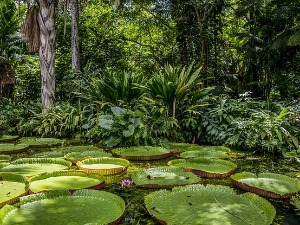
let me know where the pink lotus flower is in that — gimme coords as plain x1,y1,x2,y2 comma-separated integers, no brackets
120,179,134,187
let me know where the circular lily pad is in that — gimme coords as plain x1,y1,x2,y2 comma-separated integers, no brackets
168,158,237,178
0,135,19,143
0,173,29,208
0,189,125,225
0,144,29,154
179,150,231,159
18,137,64,148
0,155,11,163
132,167,201,189
56,145,104,153
112,146,173,160
65,151,112,164
145,184,276,225
186,145,231,152
28,170,105,193
0,158,72,177
168,143,199,151
31,151,65,158
77,157,130,175
231,172,300,198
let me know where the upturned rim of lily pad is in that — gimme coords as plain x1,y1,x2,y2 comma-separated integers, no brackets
112,146,173,160
168,158,237,178
0,144,29,154
28,170,105,194
231,172,300,198
0,172,29,208
76,157,130,175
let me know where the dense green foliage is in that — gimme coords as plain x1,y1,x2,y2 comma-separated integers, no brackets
0,0,299,155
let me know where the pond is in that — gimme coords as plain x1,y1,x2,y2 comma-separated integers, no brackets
2,144,300,225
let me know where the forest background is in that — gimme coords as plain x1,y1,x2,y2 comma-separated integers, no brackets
0,0,299,155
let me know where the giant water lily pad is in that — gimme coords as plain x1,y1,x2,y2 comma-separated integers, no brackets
0,158,72,177
145,184,276,225
168,143,199,152
186,145,231,152
0,144,29,154
112,146,173,160
0,135,19,143
57,145,104,153
179,150,231,159
77,157,130,175
231,172,300,198
0,189,125,225
28,170,105,193
18,137,64,148
65,151,112,164
168,158,237,178
0,173,29,208
132,167,201,189
0,155,11,163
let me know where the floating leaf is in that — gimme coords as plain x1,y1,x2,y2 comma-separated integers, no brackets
145,184,275,225
231,172,300,198
0,189,125,225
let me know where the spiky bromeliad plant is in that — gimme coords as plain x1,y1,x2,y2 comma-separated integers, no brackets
0,173,29,208
0,189,125,225
132,167,201,189
145,184,276,225
231,172,300,198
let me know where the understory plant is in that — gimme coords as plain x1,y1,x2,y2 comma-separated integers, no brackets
226,107,299,154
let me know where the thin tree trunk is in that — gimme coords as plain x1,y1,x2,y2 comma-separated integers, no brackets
38,0,56,112
71,0,80,70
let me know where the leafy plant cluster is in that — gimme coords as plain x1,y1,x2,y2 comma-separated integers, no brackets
1,62,299,154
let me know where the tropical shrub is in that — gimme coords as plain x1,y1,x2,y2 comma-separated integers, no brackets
78,70,146,110
226,107,299,154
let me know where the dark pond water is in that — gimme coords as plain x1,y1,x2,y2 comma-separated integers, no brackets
8,148,300,225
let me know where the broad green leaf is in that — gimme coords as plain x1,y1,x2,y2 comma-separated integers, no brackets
123,125,135,137
111,106,127,116
290,135,299,148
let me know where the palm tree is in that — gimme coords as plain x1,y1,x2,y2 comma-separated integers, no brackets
23,0,57,112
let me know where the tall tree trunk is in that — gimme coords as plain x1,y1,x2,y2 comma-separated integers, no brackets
38,0,56,112
71,0,80,70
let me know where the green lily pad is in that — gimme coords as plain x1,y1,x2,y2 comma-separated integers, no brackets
0,155,11,163
77,157,130,175
186,145,231,152
0,158,72,177
31,151,65,158
0,135,19,143
145,184,276,225
0,144,29,154
168,143,199,151
56,145,104,153
231,172,300,198
112,146,173,160
28,170,105,193
18,138,64,148
65,151,112,164
0,189,125,225
0,173,29,208
132,167,201,189
179,150,231,159
168,158,237,178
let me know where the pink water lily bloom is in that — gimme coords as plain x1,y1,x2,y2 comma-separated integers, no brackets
120,179,134,187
